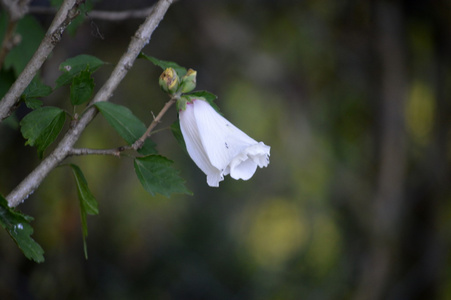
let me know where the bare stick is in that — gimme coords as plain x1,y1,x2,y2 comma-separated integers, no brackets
0,19,19,70
70,97,177,156
132,97,176,150
68,148,122,157
0,0,31,21
29,6,154,21
0,0,84,122
29,2,180,21
6,0,174,208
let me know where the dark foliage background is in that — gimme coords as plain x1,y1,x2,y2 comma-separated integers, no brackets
1,0,451,299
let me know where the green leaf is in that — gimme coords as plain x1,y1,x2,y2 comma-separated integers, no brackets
24,98,43,110
170,120,187,154
134,155,192,197
22,79,52,109
56,55,104,87
70,164,98,259
20,107,66,159
0,195,44,263
2,14,45,75
70,69,94,105
187,90,220,112
139,53,187,77
50,0,63,6
95,102,157,155
23,80,53,99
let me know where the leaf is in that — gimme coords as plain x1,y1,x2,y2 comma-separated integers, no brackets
70,69,94,105
0,195,44,263
3,15,45,75
56,55,104,87
139,53,187,77
20,107,66,159
70,164,98,259
170,120,187,154
95,102,157,155
24,98,43,110
187,90,220,112
23,80,53,99
22,79,52,109
50,0,63,6
134,155,192,197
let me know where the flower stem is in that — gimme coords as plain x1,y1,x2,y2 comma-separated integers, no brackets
131,97,177,150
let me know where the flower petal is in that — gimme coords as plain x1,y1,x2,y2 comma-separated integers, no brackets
192,100,257,171
179,102,223,187
179,99,271,187
229,154,258,180
229,143,270,180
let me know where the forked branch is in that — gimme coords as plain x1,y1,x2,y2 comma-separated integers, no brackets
6,0,174,208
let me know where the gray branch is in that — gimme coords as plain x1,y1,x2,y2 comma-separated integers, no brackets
29,5,156,21
6,0,174,208
0,0,32,21
68,148,122,157
0,0,83,122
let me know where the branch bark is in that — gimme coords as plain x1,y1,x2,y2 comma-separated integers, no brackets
0,0,31,22
29,5,156,21
6,0,174,208
67,97,177,157
0,0,84,122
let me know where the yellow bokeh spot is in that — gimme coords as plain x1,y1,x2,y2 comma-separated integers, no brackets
245,198,307,269
405,81,435,145
304,215,341,276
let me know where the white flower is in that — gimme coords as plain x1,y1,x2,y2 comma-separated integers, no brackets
179,99,270,187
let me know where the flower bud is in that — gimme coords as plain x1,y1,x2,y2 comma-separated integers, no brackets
179,69,197,93
159,68,179,94
176,95,191,111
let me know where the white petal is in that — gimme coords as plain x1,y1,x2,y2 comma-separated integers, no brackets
179,102,223,187
179,99,271,187
229,153,258,180
192,100,257,171
229,143,270,180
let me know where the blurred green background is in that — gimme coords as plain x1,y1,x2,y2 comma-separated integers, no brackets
1,0,451,299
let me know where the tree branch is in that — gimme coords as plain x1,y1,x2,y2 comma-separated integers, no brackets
0,0,31,70
0,0,84,122
0,0,31,22
68,148,122,157
132,97,176,150
0,19,19,70
6,0,174,208
29,5,156,21
69,97,176,157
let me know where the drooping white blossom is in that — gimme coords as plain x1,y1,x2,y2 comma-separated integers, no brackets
179,99,270,187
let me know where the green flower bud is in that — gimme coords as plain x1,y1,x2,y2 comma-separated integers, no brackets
179,69,197,93
159,68,179,94
176,95,191,111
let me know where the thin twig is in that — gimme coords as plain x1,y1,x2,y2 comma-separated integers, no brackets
0,0,31,21
68,125,172,157
87,6,155,21
28,3,182,22
0,0,31,70
6,0,174,208
0,0,84,122
29,5,154,21
0,19,19,70
68,148,122,157
132,97,176,150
